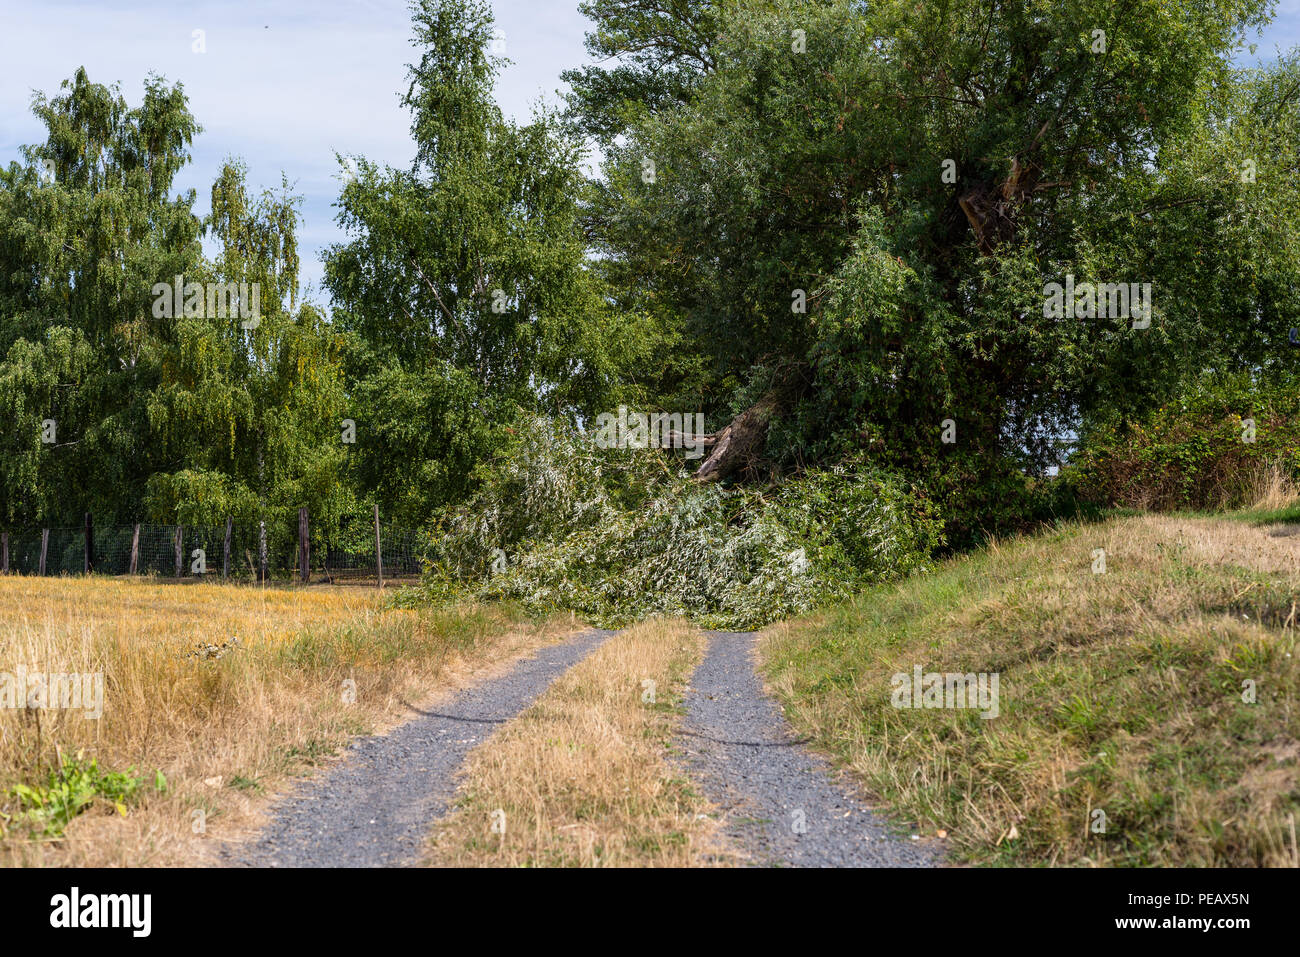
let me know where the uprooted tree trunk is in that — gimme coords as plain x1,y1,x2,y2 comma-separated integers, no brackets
676,387,784,484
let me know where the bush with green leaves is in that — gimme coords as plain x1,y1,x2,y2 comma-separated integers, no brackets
399,415,942,629
1065,371,1300,511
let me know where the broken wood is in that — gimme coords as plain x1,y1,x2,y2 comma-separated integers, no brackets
693,388,783,484
958,154,1044,255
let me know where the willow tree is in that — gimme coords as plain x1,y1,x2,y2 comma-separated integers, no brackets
0,70,349,533
0,68,200,525
572,0,1296,539
144,161,350,530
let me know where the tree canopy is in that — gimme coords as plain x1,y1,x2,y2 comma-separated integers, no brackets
4,0,1299,552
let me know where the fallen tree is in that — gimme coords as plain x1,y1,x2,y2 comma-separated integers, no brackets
690,388,783,483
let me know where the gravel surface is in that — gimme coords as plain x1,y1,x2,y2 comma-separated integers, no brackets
224,628,612,868
676,630,939,867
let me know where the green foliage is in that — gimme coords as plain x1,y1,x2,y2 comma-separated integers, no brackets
399,414,942,629
570,0,1293,539
1066,371,1300,511
561,0,722,140
325,0,620,405
7,753,146,838
768,456,943,582
0,68,202,525
340,358,503,528
323,0,658,521
144,164,351,529
0,69,350,532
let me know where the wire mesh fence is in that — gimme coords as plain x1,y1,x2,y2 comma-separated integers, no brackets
0,510,429,585
314,513,429,581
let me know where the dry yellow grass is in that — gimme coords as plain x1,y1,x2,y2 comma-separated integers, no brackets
425,618,730,867
0,575,577,866
1247,463,1300,512
762,513,1300,866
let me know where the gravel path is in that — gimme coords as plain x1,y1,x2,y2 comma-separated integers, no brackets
676,630,939,867
224,629,613,868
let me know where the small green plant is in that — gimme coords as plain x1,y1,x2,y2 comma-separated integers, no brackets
7,753,145,838
228,774,263,792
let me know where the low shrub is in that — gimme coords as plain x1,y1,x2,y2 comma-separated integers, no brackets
1067,371,1300,511
5,754,151,838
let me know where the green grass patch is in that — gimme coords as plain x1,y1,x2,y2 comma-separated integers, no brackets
761,514,1300,867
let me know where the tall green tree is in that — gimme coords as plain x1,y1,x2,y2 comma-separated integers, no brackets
325,0,646,525
0,70,349,535
0,68,201,525
561,0,723,140
571,0,1295,538
145,161,350,530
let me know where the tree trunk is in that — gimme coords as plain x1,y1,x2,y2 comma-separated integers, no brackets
693,388,783,484
958,156,1043,255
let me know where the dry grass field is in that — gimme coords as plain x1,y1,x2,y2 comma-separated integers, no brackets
0,575,575,866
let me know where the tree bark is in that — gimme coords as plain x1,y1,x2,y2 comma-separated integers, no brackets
958,155,1043,255
693,388,783,484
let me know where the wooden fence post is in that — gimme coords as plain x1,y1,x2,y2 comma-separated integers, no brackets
223,517,232,581
374,504,383,590
39,529,48,576
1,532,8,574
84,512,93,574
258,521,267,585
129,524,140,575
174,526,183,578
298,507,310,583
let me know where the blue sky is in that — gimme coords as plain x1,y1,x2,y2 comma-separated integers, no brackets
2,0,1300,303
0,0,591,302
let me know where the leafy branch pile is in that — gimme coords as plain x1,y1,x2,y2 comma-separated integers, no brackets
399,415,941,629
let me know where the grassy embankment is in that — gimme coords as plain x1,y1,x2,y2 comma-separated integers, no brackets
762,511,1300,866
0,575,574,866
